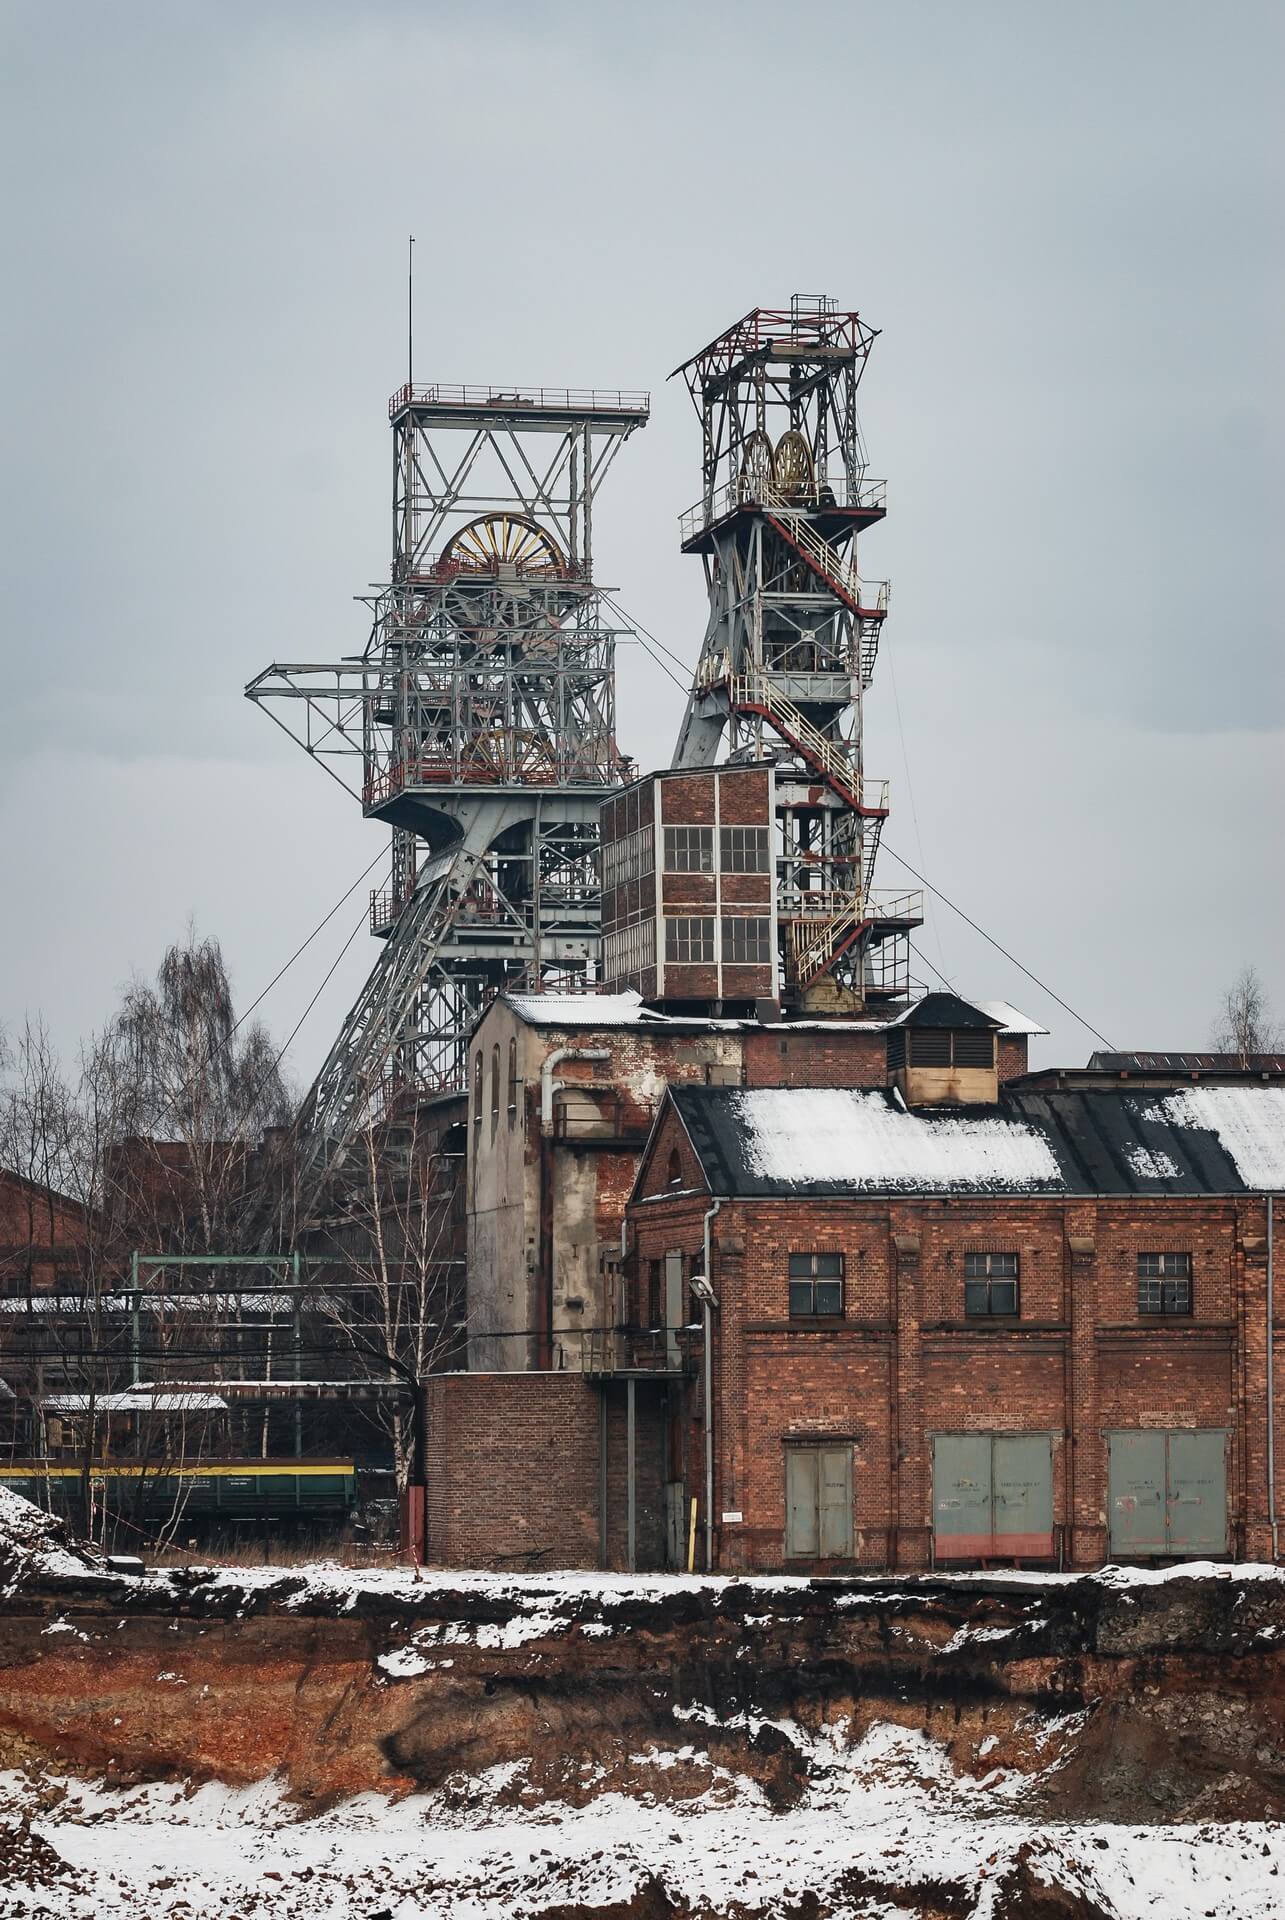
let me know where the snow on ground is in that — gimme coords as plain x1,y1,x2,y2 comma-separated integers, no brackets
0,1487,101,1598
3,1718,1284,1919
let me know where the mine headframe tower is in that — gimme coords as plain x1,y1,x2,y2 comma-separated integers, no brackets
671,296,921,1012
247,379,649,1212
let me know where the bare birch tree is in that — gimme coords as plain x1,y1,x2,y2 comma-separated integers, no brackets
1211,966,1281,1063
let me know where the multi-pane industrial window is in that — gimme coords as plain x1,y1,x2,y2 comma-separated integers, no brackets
663,825,713,873
601,825,654,889
721,916,772,965
964,1251,1019,1316
603,921,654,982
720,825,771,873
789,1252,844,1318
665,916,715,964
1137,1252,1192,1317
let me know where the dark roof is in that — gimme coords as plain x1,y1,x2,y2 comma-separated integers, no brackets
1088,1051,1285,1075
890,992,1002,1031
656,1081,1285,1199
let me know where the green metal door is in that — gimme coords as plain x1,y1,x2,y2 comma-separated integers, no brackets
1166,1430,1227,1556
992,1435,1054,1558
1108,1432,1168,1555
785,1449,819,1558
818,1446,853,1557
933,1434,993,1559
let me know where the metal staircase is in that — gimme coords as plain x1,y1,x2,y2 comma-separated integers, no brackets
726,673,887,818
761,485,889,687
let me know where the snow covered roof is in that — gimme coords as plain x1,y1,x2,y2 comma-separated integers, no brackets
499,988,1044,1038
658,1081,1285,1197
977,999,1049,1037
41,1391,229,1414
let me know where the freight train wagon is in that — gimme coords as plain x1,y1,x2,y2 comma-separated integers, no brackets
0,1459,359,1523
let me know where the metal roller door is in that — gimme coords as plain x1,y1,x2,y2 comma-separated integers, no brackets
933,1433,1054,1561
1108,1431,1227,1558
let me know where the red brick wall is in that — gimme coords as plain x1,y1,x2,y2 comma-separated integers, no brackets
628,1188,1276,1574
425,1371,669,1570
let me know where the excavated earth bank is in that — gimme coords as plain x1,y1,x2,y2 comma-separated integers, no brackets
2,1494,1284,1917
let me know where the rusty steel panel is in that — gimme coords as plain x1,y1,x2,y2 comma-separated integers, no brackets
1108,1432,1167,1556
1166,1430,1227,1557
992,1435,1054,1558
934,1434,1053,1561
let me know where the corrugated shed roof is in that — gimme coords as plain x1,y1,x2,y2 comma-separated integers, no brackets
501,990,1045,1038
662,1082,1285,1197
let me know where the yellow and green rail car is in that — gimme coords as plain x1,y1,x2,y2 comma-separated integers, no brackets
0,1459,359,1521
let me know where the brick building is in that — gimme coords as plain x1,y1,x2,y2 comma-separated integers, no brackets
626,1064,1284,1572
461,987,1039,1374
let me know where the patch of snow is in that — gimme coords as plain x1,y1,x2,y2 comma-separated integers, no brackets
1124,1141,1182,1180
377,1646,436,1680
731,1086,1065,1191
1151,1085,1285,1191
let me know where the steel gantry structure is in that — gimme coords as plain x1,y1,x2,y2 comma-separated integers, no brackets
247,380,649,1212
671,296,921,1009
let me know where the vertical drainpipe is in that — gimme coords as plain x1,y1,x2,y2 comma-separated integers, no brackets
700,1197,722,1573
1268,1195,1277,1563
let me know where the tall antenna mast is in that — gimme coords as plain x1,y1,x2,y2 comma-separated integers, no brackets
407,233,415,391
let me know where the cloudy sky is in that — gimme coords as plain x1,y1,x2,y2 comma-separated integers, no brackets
1,0,1281,1082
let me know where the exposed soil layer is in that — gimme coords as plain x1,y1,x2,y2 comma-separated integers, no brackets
2,1517,1284,1916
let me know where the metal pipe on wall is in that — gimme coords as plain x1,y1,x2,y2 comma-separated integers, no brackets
1269,1195,1277,1563
696,1197,722,1573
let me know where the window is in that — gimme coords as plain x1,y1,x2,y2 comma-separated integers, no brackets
789,1252,844,1318
722,916,772,965
507,1038,519,1127
964,1251,1019,1316
666,1148,683,1188
665,916,714,964
663,825,713,873
472,1050,483,1130
720,825,770,873
1138,1252,1192,1317
490,1045,501,1136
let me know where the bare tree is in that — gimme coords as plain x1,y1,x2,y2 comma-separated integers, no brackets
1211,966,1281,1064
312,1100,465,1492
0,930,294,1539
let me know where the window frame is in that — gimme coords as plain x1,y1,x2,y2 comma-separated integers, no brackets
963,1250,1020,1317
662,824,713,874
1137,1251,1192,1318
664,915,715,965
788,1251,845,1320
721,914,772,966
719,824,771,874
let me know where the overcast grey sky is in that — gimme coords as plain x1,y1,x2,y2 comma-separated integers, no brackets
1,0,1281,1081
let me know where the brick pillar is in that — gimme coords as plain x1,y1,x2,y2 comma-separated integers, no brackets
891,1215,927,1570
714,1228,747,1571
1239,1201,1275,1562
1066,1206,1105,1567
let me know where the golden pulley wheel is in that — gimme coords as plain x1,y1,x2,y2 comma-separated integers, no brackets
737,428,775,503
773,430,816,503
443,513,566,576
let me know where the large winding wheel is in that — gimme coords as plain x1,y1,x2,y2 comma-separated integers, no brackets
442,513,567,578
737,429,775,505
773,429,816,504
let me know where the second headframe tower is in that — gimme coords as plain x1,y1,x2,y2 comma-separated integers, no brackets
671,296,921,1011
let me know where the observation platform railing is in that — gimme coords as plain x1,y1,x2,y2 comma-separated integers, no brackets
679,472,887,545
390,383,651,420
